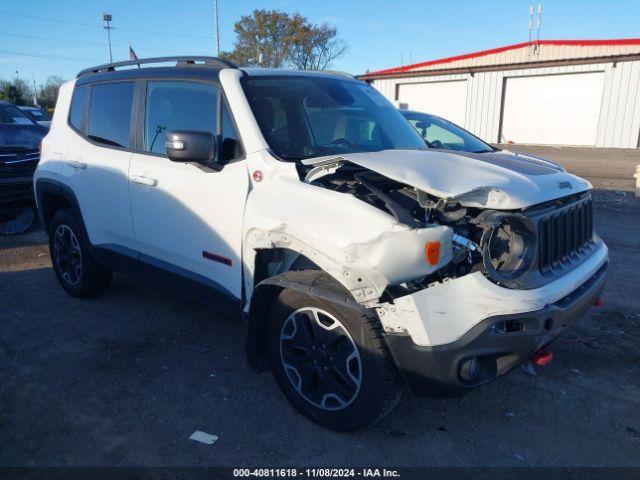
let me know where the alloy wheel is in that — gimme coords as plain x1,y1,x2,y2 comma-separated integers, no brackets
53,224,83,286
279,307,362,411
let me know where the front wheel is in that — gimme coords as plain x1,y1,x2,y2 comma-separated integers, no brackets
265,288,403,431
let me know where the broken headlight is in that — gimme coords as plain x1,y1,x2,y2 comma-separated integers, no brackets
479,213,536,287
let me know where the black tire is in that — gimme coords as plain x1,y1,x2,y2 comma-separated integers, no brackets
48,209,112,298
265,288,403,432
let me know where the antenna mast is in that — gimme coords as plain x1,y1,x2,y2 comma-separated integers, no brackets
213,0,220,56
536,3,542,54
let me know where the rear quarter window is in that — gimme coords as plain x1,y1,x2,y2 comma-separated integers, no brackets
69,85,90,132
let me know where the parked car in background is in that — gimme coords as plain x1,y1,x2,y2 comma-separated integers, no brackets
18,105,52,128
401,110,497,153
0,100,47,214
401,109,566,168
35,58,608,431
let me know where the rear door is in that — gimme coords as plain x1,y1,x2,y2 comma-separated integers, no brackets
128,79,248,302
61,81,136,250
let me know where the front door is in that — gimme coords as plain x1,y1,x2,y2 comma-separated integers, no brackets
128,80,248,302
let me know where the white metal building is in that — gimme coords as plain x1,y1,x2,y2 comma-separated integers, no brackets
361,39,640,148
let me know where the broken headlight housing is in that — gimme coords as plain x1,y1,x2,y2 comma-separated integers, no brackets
478,212,536,287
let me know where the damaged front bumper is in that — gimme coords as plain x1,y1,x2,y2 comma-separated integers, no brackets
379,242,608,396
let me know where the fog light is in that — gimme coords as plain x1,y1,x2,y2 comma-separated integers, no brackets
459,357,480,382
491,319,524,333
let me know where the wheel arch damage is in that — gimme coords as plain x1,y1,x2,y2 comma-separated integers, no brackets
246,269,370,372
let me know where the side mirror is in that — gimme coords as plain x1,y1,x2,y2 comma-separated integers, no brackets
165,130,218,166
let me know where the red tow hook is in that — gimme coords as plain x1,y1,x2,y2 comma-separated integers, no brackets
593,297,604,307
530,347,553,367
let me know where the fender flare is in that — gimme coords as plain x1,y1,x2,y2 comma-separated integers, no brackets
35,178,83,233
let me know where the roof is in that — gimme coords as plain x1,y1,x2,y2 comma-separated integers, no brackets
361,38,640,79
242,67,356,80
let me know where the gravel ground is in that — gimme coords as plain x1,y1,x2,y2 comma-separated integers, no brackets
1,148,639,468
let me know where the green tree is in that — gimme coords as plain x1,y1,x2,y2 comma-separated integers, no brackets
221,9,347,70
0,78,30,105
289,23,347,71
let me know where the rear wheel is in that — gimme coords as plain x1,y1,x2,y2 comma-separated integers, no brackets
266,287,403,431
49,209,112,298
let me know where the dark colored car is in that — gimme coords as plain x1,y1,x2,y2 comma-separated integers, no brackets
0,100,48,211
400,109,496,153
18,105,52,128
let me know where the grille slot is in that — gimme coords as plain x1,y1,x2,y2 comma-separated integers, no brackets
538,197,593,274
0,150,39,178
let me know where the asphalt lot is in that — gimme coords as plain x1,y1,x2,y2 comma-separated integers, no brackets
1,146,639,468
498,144,640,192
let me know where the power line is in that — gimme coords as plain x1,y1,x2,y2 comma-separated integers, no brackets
0,10,98,28
0,31,208,56
0,48,100,63
0,31,105,47
0,10,213,39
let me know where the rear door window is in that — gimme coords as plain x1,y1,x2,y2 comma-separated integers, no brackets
87,82,135,148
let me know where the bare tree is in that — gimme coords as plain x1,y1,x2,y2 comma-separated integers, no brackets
38,76,65,109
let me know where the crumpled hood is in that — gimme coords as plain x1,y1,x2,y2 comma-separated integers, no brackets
303,149,591,209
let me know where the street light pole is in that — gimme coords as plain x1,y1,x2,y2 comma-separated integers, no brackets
213,0,220,56
103,13,114,63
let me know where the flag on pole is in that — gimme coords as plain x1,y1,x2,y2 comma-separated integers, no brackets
129,45,139,60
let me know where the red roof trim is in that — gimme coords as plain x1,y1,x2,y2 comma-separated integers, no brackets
366,38,640,76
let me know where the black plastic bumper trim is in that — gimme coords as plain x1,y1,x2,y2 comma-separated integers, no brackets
383,261,608,397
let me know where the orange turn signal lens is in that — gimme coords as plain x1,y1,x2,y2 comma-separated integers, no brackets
425,241,440,266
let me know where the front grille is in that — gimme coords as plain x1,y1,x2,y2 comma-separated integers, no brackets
0,183,34,208
0,149,39,179
538,196,594,274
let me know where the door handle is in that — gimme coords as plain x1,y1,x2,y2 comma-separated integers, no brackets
131,175,158,187
66,160,87,169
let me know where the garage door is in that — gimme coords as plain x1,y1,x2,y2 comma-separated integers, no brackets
500,72,605,146
398,80,467,126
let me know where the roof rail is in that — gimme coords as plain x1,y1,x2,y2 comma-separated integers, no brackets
323,70,356,80
77,56,238,78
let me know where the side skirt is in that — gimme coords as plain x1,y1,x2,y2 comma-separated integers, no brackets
92,244,242,318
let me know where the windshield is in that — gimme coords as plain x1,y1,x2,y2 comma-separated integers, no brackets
27,108,50,121
402,111,495,153
242,75,426,160
0,105,35,125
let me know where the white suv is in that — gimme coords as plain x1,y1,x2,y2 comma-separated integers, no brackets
35,57,608,431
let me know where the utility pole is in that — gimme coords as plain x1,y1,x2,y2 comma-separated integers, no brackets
213,0,220,56
103,13,114,63
32,73,37,106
